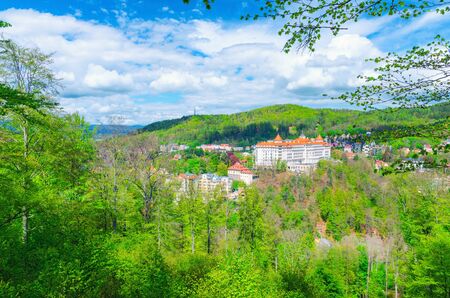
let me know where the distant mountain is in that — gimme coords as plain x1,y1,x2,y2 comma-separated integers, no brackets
90,125,144,137
139,103,449,146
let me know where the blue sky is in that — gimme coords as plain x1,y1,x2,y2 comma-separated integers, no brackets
0,0,449,124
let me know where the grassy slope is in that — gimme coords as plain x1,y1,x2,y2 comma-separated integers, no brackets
139,103,449,145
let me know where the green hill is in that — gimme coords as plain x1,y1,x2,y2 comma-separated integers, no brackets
139,103,449,146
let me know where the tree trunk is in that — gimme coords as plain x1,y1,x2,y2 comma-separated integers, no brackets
22,206,29,244
21,124,30,245
112,165,118,232
224,202,229,251
394,259,399,298
191,228,195,253
366,254,371,298
385,245,390,298
207,218,211,254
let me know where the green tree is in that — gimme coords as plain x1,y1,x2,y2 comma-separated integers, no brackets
238,186,264,250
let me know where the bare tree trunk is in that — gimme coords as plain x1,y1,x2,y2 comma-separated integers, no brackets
21,124,30,245
385,245,390,298
157,203,161,250
224,202,229,252
22,206,29,244
191,227,195,253
367,254,372,298
207,218,211,254
112,163,118,232
394,262,399,298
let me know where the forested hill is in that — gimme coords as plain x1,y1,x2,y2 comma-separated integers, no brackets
139,103,449,146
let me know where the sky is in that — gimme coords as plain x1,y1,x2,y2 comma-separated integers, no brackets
0,0,449,125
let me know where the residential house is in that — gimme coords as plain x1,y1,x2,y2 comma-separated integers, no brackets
227,162,256,185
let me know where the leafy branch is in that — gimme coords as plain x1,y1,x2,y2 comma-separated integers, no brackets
336,36,450,109
241,0,450,52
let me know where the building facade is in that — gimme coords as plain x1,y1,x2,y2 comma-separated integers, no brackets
228,162,256,185
254,134,331,172
197,174,232,193
178,173,232,195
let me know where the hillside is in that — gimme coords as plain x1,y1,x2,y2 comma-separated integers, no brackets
91,124,143,137
139,103,449,146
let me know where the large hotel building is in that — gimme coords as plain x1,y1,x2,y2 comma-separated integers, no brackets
254,134,331,172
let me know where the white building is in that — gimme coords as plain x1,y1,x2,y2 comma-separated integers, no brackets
177,173,232,200
197,174,232,193
228,162,256,185
254,134,331,172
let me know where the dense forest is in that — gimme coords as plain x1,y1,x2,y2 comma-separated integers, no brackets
1,122,449,297
1,17,449,298
140,103,449,146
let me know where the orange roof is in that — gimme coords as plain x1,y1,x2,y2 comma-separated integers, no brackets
228,162,254,175
316,135,323,141
274,134,283,141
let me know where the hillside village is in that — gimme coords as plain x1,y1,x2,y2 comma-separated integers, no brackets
165,133,450,199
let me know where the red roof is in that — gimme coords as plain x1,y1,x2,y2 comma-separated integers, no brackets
228,162,254,175
274,134,283,141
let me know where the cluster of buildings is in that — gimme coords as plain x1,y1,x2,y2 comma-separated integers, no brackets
198,144,251,152
160,143,189,153
177,161,256,198
178,173,233,196
254,134,331,172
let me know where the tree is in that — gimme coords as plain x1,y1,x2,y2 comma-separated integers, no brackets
185,0,450,109
406,226,450,297
0,40,60,244
238,186,264,250
337,36,450,109
242,0,450,52
182,0,214,10
125,136,163,225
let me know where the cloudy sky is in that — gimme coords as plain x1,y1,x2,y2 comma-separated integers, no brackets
0,0,449,124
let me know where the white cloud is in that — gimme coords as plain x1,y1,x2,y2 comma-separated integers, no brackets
0,8,386,124
83,64,133,91
150,71,199,92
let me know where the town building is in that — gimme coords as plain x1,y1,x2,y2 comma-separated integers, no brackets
254,134,331,172
160,144,189,153
424,144,433,153
374,160,389,171
177,173,232,195
399,147,411,156
177,173,198,194
198,144,232,152
344,144,353,153
227,162,256,185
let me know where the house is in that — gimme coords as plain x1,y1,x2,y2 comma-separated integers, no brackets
344,144,353,153
199,144,232,152
197,174,232,193
177,173,232,196
399,147,410,156
362,144,371,156
227,162,256,185
160,144,189,153
374,160,388,170
178,173,198,193
424,144,433,153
